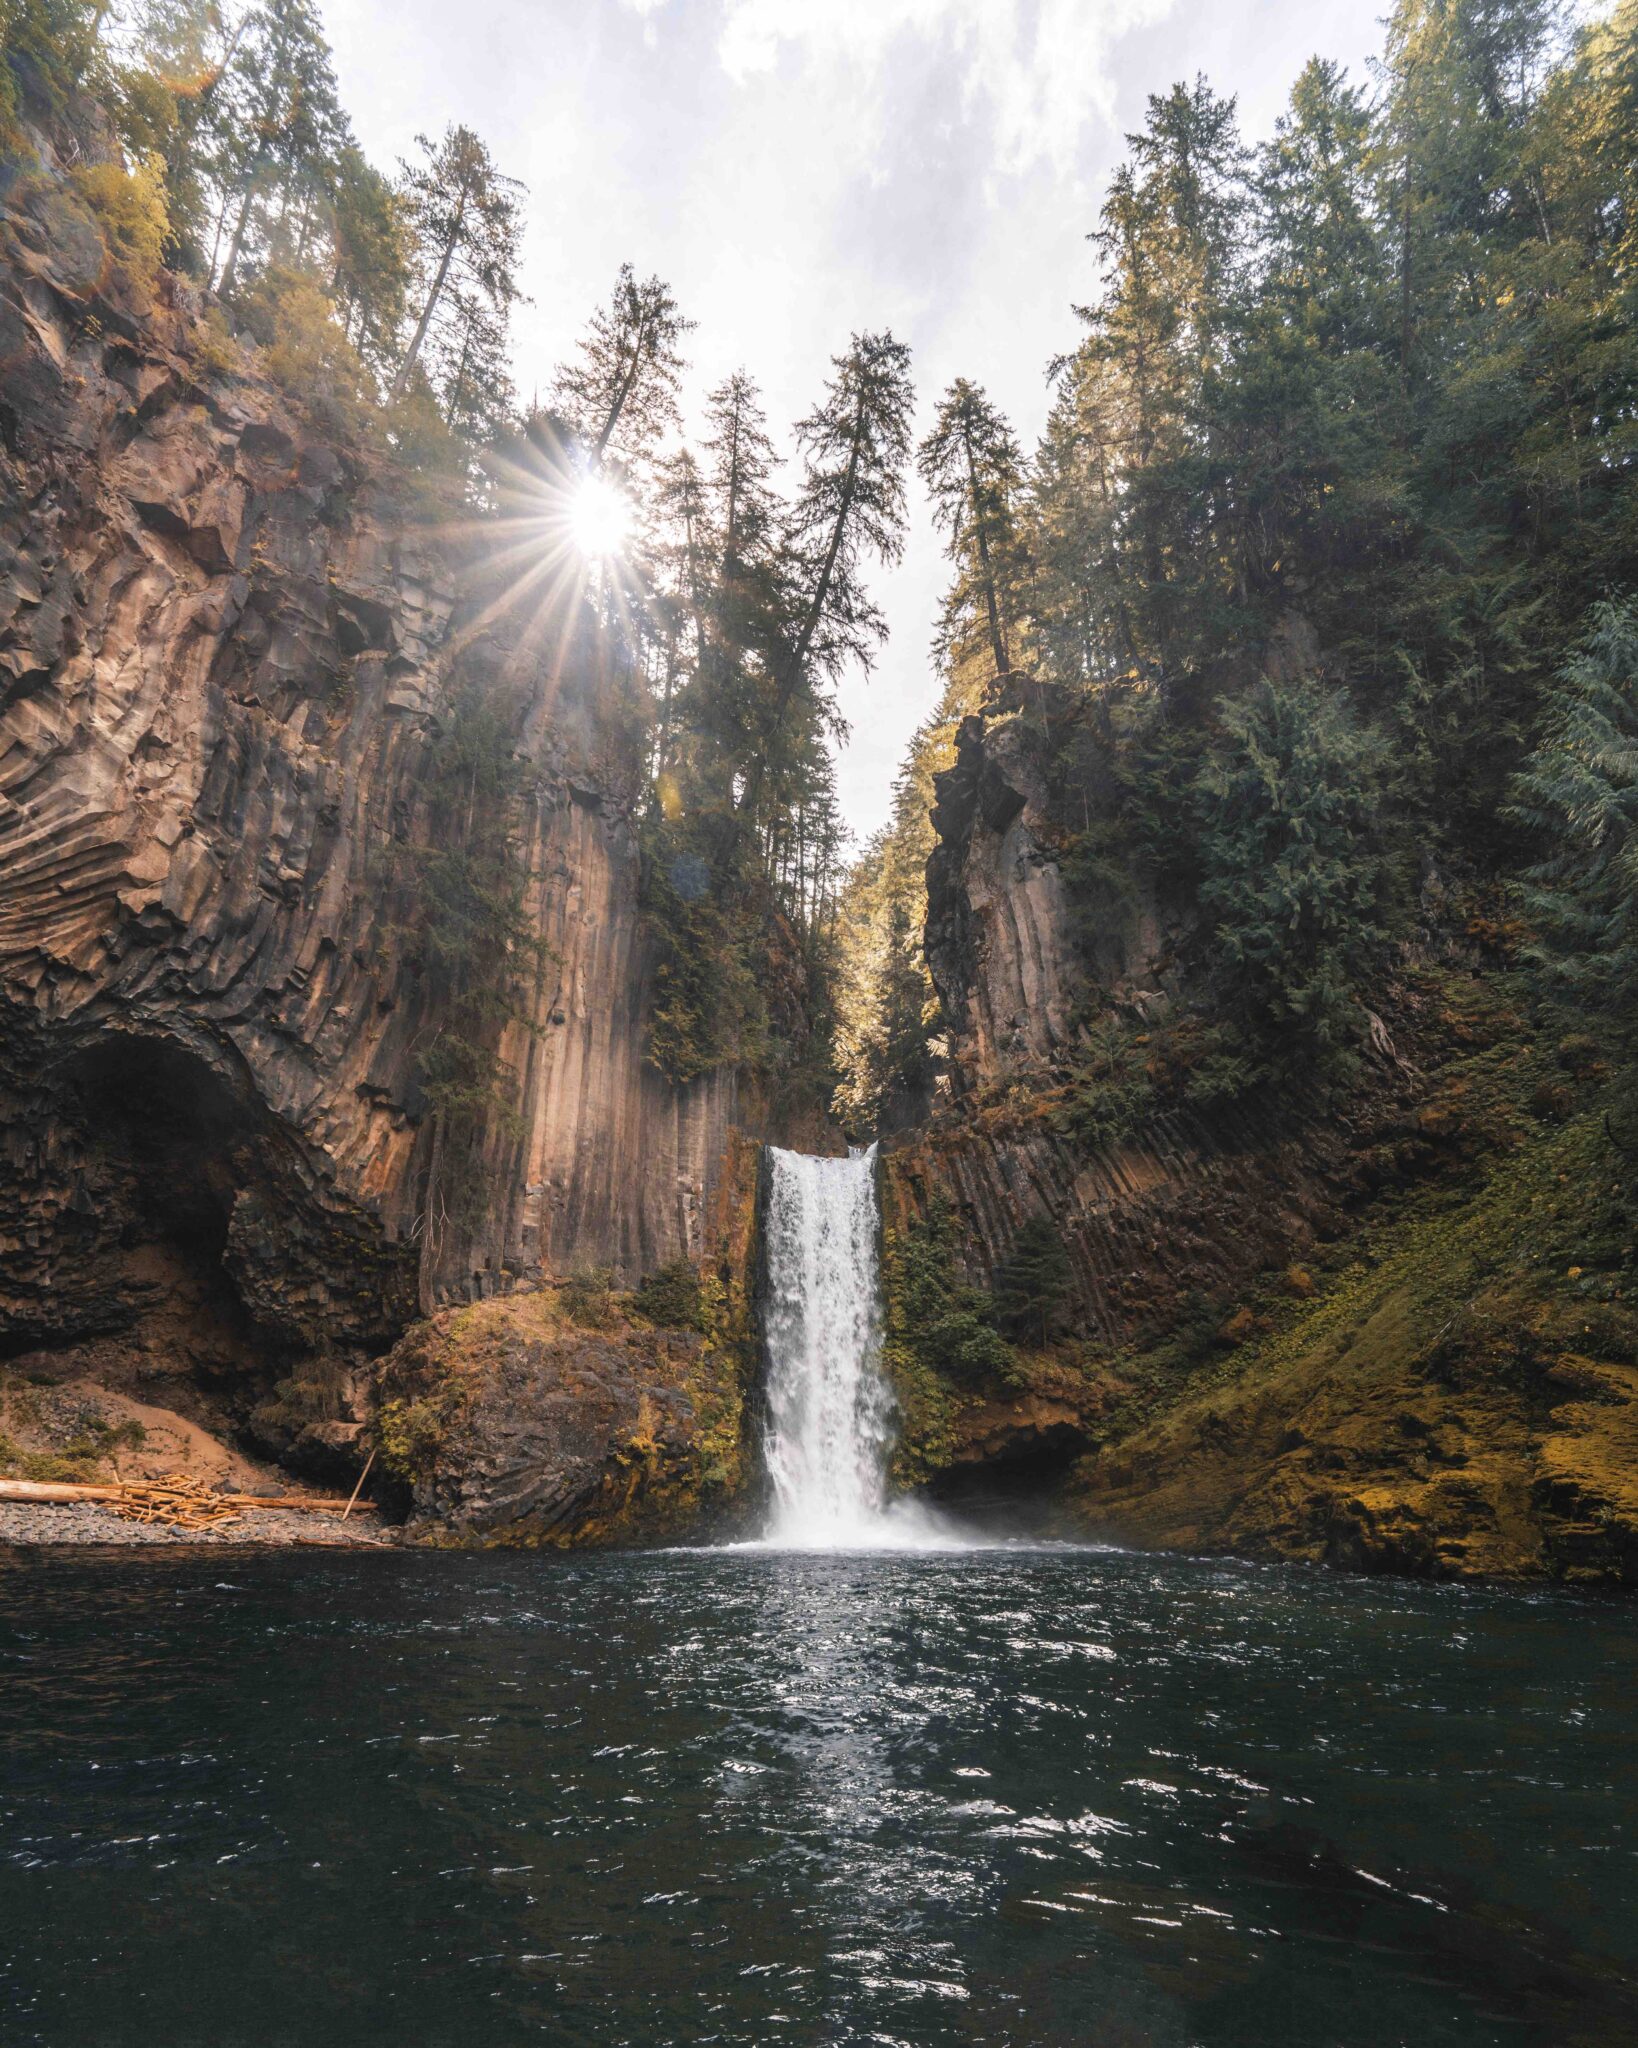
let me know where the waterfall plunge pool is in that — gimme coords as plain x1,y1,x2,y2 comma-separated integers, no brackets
2,1544,1636,2046
6,1149,1637,2043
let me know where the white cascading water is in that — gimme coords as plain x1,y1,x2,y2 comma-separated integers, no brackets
761,1144,898,1546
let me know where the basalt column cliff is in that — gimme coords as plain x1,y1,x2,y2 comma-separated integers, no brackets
884,675,1638,1587
0,188,747,1505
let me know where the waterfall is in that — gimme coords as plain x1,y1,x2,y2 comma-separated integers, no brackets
761,1144,897,1546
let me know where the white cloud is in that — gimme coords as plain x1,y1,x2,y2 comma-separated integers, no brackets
717,0,1179,174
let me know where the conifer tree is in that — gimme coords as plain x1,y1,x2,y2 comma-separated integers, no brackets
122,0,240,271
1512,598,1638,1014
782,331,915,691
1070,78,1249,683
692,371,784,800
1194,674,1398,1087
993,1216,1074,1347
705,371,779,576
330,145,409,373
391,124,525,424
551,263,693,470
728,331,914,846
210,0,347,297
918,378,1025,686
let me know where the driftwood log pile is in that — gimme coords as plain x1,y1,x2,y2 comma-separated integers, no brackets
0,1475,379,1531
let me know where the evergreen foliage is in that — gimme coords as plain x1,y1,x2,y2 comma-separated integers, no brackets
883,1192,1014,1390
390,124,524,438
632,333,915,1112
917,378,1026,686
395,688,549,1282
20,0,1638,1250
551,262,693,472
1513,598,1638,1016
1192,674,1399,1089
842,0,1638,1126
630,1258,705,1332
992,1216,1074,1347
1,1,525,455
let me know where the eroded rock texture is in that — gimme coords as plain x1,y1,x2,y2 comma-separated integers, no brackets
915,675,1393,1343
0,190,742,1468
377,1131,763,1547
912,675,1638,1587
379,1293,745,1548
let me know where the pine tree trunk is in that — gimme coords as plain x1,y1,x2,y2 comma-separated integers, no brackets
217,162,264,296
592,312,653,464
962,414,1009,681
392,187,468,401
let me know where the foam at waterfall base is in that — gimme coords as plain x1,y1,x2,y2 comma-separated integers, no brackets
757,1493,1001,1553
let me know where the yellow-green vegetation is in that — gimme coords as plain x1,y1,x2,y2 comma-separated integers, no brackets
249,1354,352,1452
236,266,372,427
675,1261,752,1498
375,1386,465,1488
372,1290,554,1487
1074,1055,1638,1582
559,1267,619,1330
70,153,169,287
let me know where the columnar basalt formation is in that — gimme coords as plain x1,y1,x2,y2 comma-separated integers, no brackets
925,681,1170,1090
916,677,1389,1338
911,677,1638,1586
0,190,743,1465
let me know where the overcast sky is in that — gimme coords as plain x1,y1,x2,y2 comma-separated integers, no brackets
322,0,1388,844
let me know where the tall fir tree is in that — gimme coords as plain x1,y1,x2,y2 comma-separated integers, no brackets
391,123,525,432
918,378,1026,690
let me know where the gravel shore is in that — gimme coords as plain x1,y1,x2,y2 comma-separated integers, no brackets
0,1501,395,1547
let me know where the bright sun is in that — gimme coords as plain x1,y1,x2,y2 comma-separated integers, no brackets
569,473,632,561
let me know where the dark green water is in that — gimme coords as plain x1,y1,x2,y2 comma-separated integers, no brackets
2,1543,1635,2047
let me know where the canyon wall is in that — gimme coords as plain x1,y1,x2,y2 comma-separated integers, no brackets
909,675,1637,1586
914,676,1397,1338
0,186,745,1440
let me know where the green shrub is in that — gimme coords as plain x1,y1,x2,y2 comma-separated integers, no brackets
1055,1017,1153,1148
71,152,169,286
1191,672,1398,1094
560,1266,618,1329
884,1191,1013,1390
631,1258,704,1331
992,1215,1073,1346
376,1394,454,1485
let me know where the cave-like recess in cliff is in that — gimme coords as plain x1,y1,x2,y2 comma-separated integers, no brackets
61,1036,268,1358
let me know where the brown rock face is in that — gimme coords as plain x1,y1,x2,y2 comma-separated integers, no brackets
0,196,744,1463
925,682,1169,1090
912,685,1407,1344
379,1291,747,1548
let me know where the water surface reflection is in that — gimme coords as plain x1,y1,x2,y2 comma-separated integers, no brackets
1,1545,1635,2046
